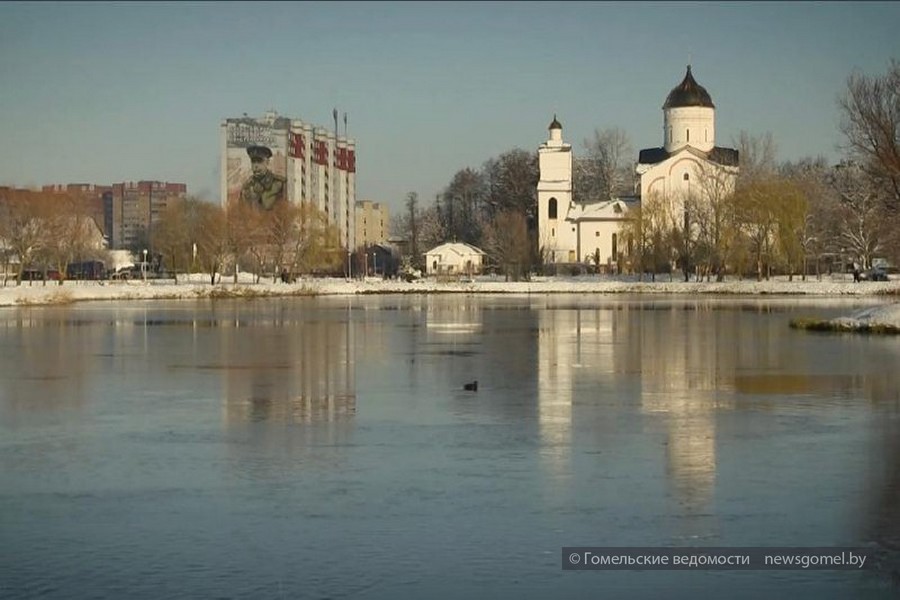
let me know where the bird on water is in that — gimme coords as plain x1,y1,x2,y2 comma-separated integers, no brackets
464,381,478,392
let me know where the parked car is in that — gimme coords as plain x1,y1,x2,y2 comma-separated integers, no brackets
860,266,889,282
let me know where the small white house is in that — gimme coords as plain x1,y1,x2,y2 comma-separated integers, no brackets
425,242,485,276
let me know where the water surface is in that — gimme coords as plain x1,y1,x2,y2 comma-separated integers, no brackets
1,295,898,599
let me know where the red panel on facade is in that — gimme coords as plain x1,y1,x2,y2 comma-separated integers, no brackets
289,132,305,159
314,140,328,165
347,150,356,173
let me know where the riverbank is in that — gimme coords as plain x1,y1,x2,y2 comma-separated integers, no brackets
2,273,899,308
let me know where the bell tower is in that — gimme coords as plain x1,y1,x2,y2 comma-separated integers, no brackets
537,115,575,263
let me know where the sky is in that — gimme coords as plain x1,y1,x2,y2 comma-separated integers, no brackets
1,1,898,215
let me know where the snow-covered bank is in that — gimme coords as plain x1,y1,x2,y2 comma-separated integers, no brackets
1,274,899,308
828,303,900,331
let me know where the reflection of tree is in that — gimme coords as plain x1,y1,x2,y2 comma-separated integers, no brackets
0,311,93,415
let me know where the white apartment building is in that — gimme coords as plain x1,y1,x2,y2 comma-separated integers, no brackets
220,110,357,250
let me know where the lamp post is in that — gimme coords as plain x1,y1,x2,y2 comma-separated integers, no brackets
142,249,148,281
372,251,378,277
347,250,352,281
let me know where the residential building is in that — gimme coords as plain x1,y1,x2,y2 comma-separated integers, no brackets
221,110,357,250
425,242,486,276
355,200,389,249
106,181,187,250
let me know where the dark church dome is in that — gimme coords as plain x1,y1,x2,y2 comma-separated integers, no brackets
549,114,562,130
663,65,715,109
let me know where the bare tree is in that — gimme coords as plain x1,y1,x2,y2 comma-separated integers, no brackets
839,59,900,210
483,149,539,220
190,201,228,285
692,161,739,280
734,130,778,184
0,189,45,285
152,198,191,283
482,210,531,281
290,201,343,275
575,127,634,201
828,161,888,270
405,192,421,270
440,168,487,244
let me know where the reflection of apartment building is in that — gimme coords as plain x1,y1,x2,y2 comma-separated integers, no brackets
354,200,388,249
222,309,356,425
221,110,357,249
106,181,187,250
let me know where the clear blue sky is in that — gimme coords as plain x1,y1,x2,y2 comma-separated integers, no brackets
1,1,898,214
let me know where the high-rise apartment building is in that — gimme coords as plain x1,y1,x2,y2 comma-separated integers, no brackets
106,181,187,250
220,110,357,250
354,200,389,249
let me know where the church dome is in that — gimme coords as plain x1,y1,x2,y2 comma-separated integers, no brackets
663,66,715,109
549,115,562,130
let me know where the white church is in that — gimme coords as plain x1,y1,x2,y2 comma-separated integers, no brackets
537,66,739,269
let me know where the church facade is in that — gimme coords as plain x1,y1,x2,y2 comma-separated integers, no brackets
537,66,739,269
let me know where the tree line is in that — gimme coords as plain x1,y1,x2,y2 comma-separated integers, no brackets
0,192,344,285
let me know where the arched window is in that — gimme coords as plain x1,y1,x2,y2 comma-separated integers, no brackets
683,173,690,181
686,128,690,142
548,197,558,219
612,233,618,259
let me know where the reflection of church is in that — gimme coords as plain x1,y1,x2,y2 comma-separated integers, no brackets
534,301,735,517
537,66,739,267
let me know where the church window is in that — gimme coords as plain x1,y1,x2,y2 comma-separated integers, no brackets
686,129,690,142
683,173,690,181
595,231,600,237
551,228,555,237
705,129,708,142
612,233,618,259
668,127,672,144
548,197,558,219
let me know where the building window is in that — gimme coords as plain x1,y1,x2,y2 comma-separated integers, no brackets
683,173,689,181
548,197,558,219
705,129,708,142
612,233,618,259
668,126,672,144
551,228,555,237
595,231,600,237
686,128,690,142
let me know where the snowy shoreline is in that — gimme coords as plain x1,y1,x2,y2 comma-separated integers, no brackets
3,274,900,329
2,274,899,303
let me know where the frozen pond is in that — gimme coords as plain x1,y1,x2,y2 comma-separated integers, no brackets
1,294,898,599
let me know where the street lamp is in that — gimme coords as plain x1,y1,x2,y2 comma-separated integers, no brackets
142,249,148,281
347,250,352,281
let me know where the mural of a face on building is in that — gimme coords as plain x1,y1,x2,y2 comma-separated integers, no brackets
240,145,286,210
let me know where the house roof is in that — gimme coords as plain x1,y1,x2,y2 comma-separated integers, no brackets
425,242,486,256
663,65,715,109
637,145,739,167
566,198,637,222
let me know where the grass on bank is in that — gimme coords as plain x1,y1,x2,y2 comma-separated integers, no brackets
790,317,900,334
